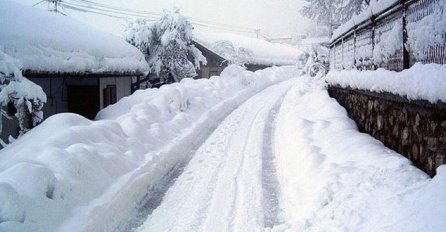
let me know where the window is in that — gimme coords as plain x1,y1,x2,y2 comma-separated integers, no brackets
103,85,117,108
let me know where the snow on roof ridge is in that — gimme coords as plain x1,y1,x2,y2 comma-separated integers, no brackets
193,30,302,66
0,0,149,75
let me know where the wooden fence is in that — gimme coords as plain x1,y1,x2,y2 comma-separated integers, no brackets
330,0,446,71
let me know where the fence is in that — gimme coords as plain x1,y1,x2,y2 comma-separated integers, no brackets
329,0,446,71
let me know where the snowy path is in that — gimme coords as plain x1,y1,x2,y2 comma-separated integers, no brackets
2,65,443,232
132,77,446,232
135,79,297,232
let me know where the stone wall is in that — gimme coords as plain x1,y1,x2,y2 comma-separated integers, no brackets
328,86,446,176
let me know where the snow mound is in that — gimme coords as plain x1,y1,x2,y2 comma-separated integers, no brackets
193,30,303,66
0,0,149,74
274,76,446,231
0,65,301,232
325,63,446,103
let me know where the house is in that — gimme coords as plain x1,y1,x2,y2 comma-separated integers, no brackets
192,31,303,79
0,0,149,142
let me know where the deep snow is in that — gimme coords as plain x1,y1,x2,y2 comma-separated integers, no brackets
0,65,444,232
0,0,148,74
326,63,446,103
0,65,300,232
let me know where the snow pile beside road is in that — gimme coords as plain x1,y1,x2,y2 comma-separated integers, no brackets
325,63,446,103
274,77,446,231
0,65,301,232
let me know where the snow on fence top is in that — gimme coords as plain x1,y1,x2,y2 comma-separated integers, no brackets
0,0,149,75
193,30,303,66
330,0,400,42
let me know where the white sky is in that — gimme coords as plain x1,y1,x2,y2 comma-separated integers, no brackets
14,0,314,39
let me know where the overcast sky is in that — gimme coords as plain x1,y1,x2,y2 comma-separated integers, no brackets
15,0,314,39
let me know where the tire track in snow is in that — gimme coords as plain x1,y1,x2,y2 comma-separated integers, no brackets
261,99,284,228
124,100,249,232
135,79,298,232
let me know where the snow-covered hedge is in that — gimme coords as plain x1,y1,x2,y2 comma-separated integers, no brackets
0,65,300,232
325,63,446,103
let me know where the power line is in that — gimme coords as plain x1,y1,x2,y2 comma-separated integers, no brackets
63,1,159,19
58,0,259,35
61,3,128,19
69,0,162,16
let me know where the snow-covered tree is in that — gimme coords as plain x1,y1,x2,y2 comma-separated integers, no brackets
125,9,207,84
0,52,46,144
300,0,370,26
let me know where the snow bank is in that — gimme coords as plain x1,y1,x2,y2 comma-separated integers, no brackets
274,76,446,231
325,63,446,103
0,0,148,74
193,30,303,66
0,65,301,232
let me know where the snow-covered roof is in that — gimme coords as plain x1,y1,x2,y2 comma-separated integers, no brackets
298,36,330,46
0,0,149,75
193,31,303,66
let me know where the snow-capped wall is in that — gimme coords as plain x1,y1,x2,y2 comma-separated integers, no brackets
325,63,446,104
0,0,149,74
328,85,446,177
193,30,303,66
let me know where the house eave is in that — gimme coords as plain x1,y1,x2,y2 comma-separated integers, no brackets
22,70,146,78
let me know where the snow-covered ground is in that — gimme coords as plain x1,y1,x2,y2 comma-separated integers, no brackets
0,65,300,232
0,65,445,231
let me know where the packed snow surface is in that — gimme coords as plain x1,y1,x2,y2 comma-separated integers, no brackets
193,30,302,66
326,63,446,103
0,0,148,74
0,65,444,232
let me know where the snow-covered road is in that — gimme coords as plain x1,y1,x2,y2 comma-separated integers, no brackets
136,79,296,231
134,77,445,232
1,66,444,232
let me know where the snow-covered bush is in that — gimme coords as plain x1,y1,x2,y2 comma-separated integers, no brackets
303,45,329,77
125,9,207,84
0,52,46,141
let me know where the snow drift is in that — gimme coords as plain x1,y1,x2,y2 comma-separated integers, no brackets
274,77,446,231
0,65,300,232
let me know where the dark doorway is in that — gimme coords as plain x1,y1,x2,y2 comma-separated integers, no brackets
103,85,117,108
67,85,99,120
